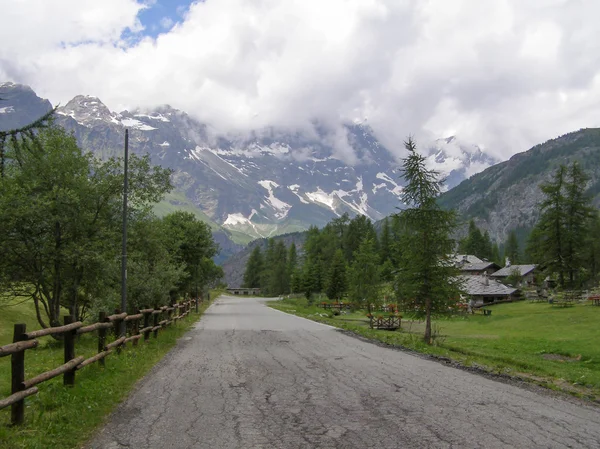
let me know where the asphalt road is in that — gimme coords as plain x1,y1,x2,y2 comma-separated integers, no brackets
88,295,600,449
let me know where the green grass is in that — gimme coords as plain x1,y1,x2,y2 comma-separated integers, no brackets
269,297,600,400
153,191,221,230
0,291,223,449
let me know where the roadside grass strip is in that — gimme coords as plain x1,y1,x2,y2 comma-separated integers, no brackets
269,297,600,402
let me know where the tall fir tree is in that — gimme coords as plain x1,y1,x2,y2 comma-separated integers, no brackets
347,238,380,310
325,249,347,300
270,240,289,295
527,163,592,288
504,230,520,265
563,162,594,286
243,246,264,288
394,137,462,344
527,165,567,286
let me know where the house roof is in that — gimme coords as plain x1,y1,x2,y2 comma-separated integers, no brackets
460,262,499,272
459,275,518,296
453,254,484,264
490,264,536,277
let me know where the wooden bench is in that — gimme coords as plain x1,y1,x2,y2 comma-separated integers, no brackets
473,308,492,316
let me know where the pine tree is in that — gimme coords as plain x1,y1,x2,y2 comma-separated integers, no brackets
347,238,380,310
379,218,392,264
287,243,298,289
491,242,501,266
270,240,289,295
528,165,567,286
325,249,347,300
563,162,594,287
460,220,487,259
243,246,263,288
527,163,592,288
505,230,520,265
394,137,462,344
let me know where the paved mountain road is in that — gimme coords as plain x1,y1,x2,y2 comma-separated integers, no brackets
88,295,600,448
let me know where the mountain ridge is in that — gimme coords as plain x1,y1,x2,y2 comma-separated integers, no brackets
1,82,500,245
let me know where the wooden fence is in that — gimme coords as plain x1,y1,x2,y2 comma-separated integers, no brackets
0,298,202,425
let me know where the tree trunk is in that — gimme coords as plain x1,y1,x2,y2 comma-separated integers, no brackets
424,297,432,344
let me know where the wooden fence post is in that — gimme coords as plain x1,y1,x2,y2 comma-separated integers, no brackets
98,311,107,367
63,316,76,386
11,323,26,425
113,308,122,354
153,305,159,339
143,308,151,341
133,311,140,347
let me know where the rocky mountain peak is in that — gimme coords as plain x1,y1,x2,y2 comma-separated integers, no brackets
0,82,53,131
57,95,117,126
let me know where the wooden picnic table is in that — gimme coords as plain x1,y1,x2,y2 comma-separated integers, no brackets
588,295,600,306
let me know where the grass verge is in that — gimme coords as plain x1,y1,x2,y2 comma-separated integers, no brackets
269,296,600,402
0,291,223,449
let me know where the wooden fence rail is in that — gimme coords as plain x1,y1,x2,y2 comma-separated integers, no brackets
0,297,203,425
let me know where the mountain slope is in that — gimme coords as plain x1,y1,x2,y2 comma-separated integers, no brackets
439,128,600,242
0,82,499,243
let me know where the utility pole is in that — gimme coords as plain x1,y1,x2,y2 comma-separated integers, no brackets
120,130,129,336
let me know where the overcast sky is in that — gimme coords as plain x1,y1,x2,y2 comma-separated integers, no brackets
1,0,599,160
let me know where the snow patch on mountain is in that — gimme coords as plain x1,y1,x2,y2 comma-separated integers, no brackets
258,180,291,219
376,172,403,196
306,188,337,211
120,118,158,131
224,213,249,226
288,184,309,204
134,113,170,122
425,136,499,182
0,106,15,114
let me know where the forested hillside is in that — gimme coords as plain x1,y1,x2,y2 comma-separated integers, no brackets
438,128,600,243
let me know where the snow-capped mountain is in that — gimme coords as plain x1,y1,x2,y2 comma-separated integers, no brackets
425,136,499,189
0,83,499,240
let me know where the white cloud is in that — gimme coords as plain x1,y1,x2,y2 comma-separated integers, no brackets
1,0,600,161
159,16,175,30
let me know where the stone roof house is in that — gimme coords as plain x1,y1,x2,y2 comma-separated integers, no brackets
459,274,519,306
460,261,500,275
490,264,537,286
453,254,484,266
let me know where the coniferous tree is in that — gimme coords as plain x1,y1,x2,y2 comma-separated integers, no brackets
491,242,502,266
243,246,264,288
563,162,594,286
527,163,593,288
505,230,520,265
379,218,392,264
460,220,487,259
394,137,462,344
287,243,298,288
527,166,567,286
325,249,347,300
270,240,289,295
347,238,380,310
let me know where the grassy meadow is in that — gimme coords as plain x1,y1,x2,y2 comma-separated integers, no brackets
269,297,600,401
0,292,222,449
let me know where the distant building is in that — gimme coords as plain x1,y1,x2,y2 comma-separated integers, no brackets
453,254,484,266
459,274,519,306
227,288,261,296
459,261,500,275
490,264,537,286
